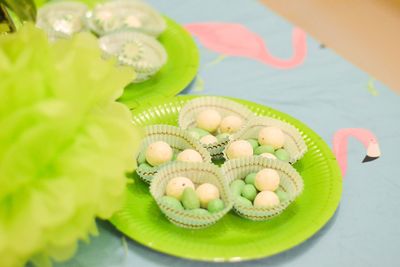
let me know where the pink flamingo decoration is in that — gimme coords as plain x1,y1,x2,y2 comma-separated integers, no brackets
333,128,381,177
185,23,307,69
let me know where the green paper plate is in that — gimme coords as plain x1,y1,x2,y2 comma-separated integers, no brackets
118,17,199,109
110,95,342,262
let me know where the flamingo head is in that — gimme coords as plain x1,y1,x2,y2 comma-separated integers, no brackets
362,139,381,163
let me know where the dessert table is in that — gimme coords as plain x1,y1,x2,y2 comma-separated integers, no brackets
55,0,399,266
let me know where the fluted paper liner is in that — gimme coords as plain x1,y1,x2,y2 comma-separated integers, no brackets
224,116,307,163
99,31,167,83
87,0,166,37
150,162,233,229
136,125,211,183
222,157,303,221
178,96,254,158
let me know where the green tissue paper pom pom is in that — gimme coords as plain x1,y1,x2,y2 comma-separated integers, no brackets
0,24,142,267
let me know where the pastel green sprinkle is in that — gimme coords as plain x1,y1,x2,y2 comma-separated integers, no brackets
235,196,253,207
207,199,225,213
181,188,200,210
241,184,257,201
160,196,184,210
275,148,290,162
254,145,275,155
246,139,259,150
244,173,257,185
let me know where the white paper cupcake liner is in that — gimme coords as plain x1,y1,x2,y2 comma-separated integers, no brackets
221,156,303,221
150,162,233,229
136,125,212,183
36,1,89,39
87,0,166,37
99,30,167,83
178,97,255,158
224,116,307,163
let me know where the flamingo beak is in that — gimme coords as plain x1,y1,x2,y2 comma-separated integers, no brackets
362,142,381,163
362,155,379,163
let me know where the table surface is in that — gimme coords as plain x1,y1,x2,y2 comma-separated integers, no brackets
56,0,400,266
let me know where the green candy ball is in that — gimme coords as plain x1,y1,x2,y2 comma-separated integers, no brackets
137,151,146,164
172,151,179,161
216,133,230,141
138,162,153,170
244,173,257,185
160,196,184,210
230,179,245,196
254,145,275,155
181,188,200,210
246,139,259,150
241,184,257,201
207,199,225,213
235,196,253,207
275,190,289,202
188,208,210,216
275,149,290,162
188,128,209,139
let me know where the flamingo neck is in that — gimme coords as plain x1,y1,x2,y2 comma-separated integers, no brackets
333,128,376,177
259,27,307,68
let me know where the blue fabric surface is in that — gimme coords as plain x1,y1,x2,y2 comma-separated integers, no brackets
55,0,400,266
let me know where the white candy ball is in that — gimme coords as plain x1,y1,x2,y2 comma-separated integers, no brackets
166,177,195,200
219,115,243,134
200,134,218,145
196,183,220,208
254,191,280,208
255,168,280,191
196,109,222,132
258,126,285,149
260,153,277,159
176,149,203,163
145,141,173,166
226,140,253,159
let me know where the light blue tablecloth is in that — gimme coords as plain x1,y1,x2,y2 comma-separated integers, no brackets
56,0,400,266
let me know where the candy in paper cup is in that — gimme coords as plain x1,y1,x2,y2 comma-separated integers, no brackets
225,116,307,163
150,162,233,229
178,96,254,158
87,0,166,37
222,156,303,221
36,1,89,39
99,31,167,82
136,125,211,183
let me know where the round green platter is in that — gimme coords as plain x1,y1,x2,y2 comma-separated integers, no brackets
110,95,343,262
